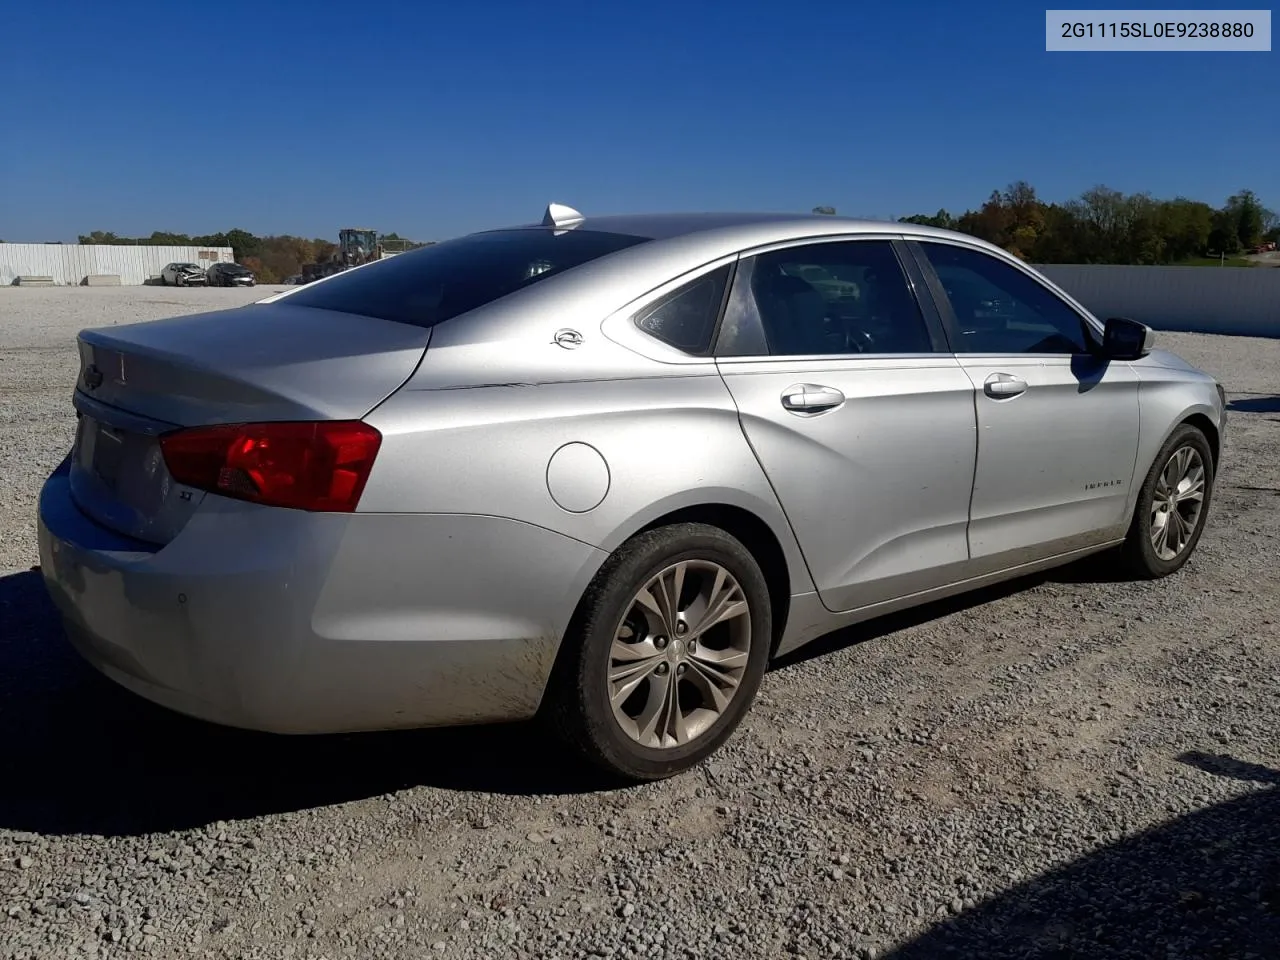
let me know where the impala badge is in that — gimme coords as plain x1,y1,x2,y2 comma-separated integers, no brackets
553,328,584,349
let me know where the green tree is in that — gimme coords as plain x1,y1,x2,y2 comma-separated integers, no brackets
956,190,1013,247
1208,208,1242,255
899,209,956,229
1029,203,1083,263
70,187,1271,269
1157,198,1214,262
191,232,230,248
1070,185,1130,263
1002,181,1046,259
222,228,261,261
1224,189,1267,249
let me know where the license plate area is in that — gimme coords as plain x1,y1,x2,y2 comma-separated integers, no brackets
69,410,199,544
75,415,129,491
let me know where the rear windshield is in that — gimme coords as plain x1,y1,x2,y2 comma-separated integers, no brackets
283,228,652,328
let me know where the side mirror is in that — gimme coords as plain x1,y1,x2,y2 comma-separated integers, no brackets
1100,317,1154,360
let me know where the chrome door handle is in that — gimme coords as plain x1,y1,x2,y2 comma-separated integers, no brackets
781,383,846,415
983,373,1027,398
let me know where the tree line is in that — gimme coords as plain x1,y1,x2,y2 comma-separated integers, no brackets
75,229,431,284
818,183,1277,265
68,183,1280,279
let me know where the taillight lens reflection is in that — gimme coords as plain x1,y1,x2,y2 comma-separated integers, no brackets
159,420,382,512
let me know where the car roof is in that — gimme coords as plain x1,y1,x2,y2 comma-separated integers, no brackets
371,208,1013,354
496,209,1000,254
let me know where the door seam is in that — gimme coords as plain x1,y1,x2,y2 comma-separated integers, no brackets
711,358,826,604
953,358,984,561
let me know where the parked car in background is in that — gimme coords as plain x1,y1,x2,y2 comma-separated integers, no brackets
38,205,1228,782
206,262,256,287
159,262,207,286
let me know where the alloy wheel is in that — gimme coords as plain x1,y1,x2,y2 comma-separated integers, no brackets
608,560,752,749
1149,445,1206,561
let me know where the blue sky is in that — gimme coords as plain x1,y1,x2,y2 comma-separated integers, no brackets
3,0,1275,242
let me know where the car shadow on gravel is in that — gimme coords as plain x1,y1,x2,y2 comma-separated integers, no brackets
770,561,1124,671
1227,394,1280,413
0,569,606,838
770,577,1039,671
882,753,1280,959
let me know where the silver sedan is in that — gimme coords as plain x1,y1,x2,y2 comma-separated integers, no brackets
37,206,1227,780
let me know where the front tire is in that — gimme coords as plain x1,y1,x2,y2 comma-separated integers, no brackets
549,522,772,782
1119,423,1215,578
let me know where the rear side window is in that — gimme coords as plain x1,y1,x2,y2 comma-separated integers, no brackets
632,264,731,354
285,228,651,328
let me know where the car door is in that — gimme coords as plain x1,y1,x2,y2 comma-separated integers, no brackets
714,236,979,614
907,238,1141,567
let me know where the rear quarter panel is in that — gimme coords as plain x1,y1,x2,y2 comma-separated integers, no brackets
359,367,816,600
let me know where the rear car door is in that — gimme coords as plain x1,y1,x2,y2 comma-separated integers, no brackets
714,236,978,614
907,239,1141,565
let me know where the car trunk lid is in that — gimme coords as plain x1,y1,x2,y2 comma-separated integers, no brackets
69,302,431,544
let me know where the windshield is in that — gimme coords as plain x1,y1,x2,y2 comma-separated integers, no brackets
282,228,651,328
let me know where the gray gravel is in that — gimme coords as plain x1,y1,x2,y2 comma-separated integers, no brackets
2,287,1278,960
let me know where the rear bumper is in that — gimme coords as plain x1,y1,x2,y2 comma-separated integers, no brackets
37,459,607,734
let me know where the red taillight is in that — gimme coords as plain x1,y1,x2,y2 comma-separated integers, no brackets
159,420,382,513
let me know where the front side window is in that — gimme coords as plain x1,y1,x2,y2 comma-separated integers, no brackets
284,228,651,328
917,242,1092,355
718,240,934,357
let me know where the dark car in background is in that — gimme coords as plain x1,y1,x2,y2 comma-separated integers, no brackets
206,262,256,287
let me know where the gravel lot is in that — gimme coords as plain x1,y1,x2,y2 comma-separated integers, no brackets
1,286,1277,960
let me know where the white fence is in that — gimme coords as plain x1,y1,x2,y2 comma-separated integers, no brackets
0,244,235,286
1037,264,1280,338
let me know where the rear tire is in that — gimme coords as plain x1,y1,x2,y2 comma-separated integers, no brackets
548,523,772,782
1119,423,1215,579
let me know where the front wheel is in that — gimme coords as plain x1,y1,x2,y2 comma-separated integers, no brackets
549,522,772,782
1119,423,1215,578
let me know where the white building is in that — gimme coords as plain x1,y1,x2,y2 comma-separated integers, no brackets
0,243,236,286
